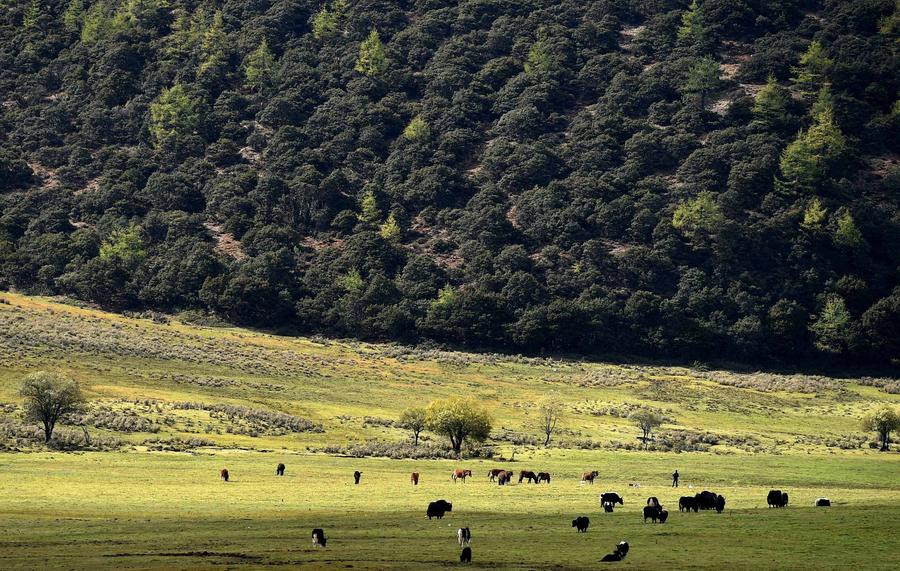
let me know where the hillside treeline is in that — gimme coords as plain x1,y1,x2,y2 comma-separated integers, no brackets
0,0,898,364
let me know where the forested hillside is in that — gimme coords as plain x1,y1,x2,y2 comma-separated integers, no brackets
0,0,897,365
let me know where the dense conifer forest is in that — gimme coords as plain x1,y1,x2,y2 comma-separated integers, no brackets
0,0,897,365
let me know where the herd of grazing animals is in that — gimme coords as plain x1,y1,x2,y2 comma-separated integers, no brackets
214,464,831,564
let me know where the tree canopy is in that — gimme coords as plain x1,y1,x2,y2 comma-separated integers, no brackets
0,0,897,367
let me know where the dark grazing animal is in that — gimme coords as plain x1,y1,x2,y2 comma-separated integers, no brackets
601,541,629,562
220,468,229,482
537,472,551,484
572,516,590,532
715,494,726,513
696,490,718,510
581,471,599,484
354,471,362,485
643,505,661,523
410,472,419,485
457,527,471,546
427,500,452,519
767,490,789,508
816,498,831,507
497,470,512,485
312,528,326,548
276,463,285,476
600,492,623,506
658,509,669,523
679,496,699,512
647,496,660,508
488,469,505,481
460,546,472,563
602,501,615,513
519,470,538,484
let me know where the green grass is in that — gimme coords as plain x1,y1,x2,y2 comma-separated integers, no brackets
0,451,898,569
0,293,898,568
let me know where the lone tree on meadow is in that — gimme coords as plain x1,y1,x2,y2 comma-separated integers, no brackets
631,409,665,448
20,371,86,442
536,397,563,447
862,407,900,451
425,397,492,457
398,407,426,446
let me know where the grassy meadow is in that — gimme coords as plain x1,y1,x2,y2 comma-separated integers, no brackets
0,292,899,569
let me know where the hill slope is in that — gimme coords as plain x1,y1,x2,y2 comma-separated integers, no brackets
0,1,898,365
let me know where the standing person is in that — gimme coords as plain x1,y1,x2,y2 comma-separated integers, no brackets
672,470,679,487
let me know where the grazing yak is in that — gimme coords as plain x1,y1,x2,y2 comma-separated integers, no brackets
658,509,669,523
679,496,699,512
572,516,590,532
452,469,472,482
646,496,660,508
460,546,472,563
601,541,629,562
312,528,326,548
643,505,662,523
488,469,505,481
276,463,285,476
457,527,471,547
581,471,599,485
519,470,538,484
497,471,512,485
600,492,624,506
427,500,453,519
816,498,831,507
410,472,419,485
537,472,551,484
767,490,789,508
696,490,718,510
602,502,615,513
715,494,726,513
220,468,229,482
354,471,362,485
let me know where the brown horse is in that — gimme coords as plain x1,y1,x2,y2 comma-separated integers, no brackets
220,468,229,482
488,468,505,481
581,471,599,484
518,470,538,484
410,472,419,485
452,469,472,482
537,472,551,484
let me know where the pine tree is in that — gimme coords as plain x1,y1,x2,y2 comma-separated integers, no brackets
777,107,846,193
63,0,85,33
312,0,346,39
80,2,109,44
833,209,864,249
672,191,724,241
791,41,833,91
801,197,827,230
358,189,381,225
402,116,430,141
149,84,199,148
379,213,401,243
355,28,388,76
810,294,852,353
752,76,790,129
683,57,720,108
23,0,40,29
244,39,277,91
199,10,228,74
524,27,553,76
676,0,703,46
